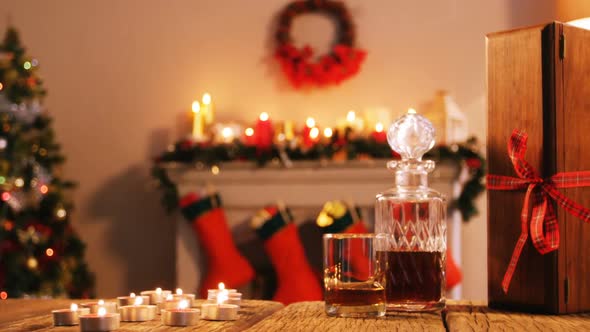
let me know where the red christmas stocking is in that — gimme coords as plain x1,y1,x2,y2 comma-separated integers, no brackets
252,205,323,304
179,192,255,298
317,201,371,279
446,248,462,290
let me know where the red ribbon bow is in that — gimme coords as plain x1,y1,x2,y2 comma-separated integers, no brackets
487,129,590,293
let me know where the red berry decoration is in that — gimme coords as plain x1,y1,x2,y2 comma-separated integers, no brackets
274,0,367,89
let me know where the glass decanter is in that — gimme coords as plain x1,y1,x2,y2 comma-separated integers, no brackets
375,109,446,312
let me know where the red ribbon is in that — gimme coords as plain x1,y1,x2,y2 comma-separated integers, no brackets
487,129,590,293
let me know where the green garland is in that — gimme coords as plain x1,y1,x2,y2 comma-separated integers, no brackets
152,136,485,222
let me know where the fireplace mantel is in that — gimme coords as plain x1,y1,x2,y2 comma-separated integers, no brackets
167,160,463,298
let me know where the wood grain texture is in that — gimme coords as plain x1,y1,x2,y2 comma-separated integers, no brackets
445,301,590,331
0,299,283,332
245,301,444,332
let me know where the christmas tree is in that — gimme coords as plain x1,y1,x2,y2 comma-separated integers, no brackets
0,27,94,298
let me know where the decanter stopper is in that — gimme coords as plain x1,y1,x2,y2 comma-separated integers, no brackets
387,108,435,161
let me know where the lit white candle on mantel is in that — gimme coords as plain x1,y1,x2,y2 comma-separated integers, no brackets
202,93,214,125
118,295,157,322
191,100,204,141
161,299,200,326
141,287,171,304
79,307,120,332
52,303,90,326
117,292,150,306
201,283,239,321
80,299,117,314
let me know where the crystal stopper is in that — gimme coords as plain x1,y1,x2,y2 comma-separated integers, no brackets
387,108,435,161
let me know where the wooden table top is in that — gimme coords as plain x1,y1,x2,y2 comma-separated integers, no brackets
2,299,590,331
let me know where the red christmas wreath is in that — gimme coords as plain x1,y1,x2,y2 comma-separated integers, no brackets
274,0,367,89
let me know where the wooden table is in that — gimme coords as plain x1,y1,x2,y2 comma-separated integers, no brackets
2,299,590,331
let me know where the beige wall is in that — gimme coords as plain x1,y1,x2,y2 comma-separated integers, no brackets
0,0,557,299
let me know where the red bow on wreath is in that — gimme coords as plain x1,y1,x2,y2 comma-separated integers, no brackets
487,129,590,293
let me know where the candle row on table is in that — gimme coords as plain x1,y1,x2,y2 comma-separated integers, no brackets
52,283,241,330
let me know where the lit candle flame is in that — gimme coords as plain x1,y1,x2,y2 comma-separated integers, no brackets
202,93,211,105
98,299,104,305
323,128,333,138
134,296,143,306
245,127,254,137
346,111,356,122
130,292,136,298
305,117,315,128
259,112,269,121
178,299,189,310
166,294,173,301
98,307,107,317
192,101,200,114
156,287,162,294
222,127,233,139
309,127,319,139
176,288,183,295
217,290,229,305
407,108,417,114
70,303,78,312
375,123,384,133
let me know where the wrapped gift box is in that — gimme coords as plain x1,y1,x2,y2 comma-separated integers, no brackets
487,21,590,313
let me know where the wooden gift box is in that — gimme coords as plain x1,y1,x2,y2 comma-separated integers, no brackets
487,21,590,313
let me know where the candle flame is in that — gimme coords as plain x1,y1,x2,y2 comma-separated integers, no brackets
178,299,189,310
346,111,356,122
98,307,107,317
245,127,254,137
134,296,143,306
98,299,104,305
309,127,319,139
176,288,183,295
130,292,136,297
192,101,200,113
221,127,233,139
323,128,333,138
218,282,225,290
375,123,384,132
217,290,229,305
70,303,78,312
156,287,162,294
259,112,269,121
202,93,211,105
407,108,417,114
305,117,315,128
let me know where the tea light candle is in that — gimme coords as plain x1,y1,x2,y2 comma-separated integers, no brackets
201,283,239,321
207,282,236,299
141,287,171,304
161,299,200,326
159,294,183,311
119,296,157,322
79,307,120,332
172,288,196,307
52,303,90,326
117,292,150,306
81,299,117,314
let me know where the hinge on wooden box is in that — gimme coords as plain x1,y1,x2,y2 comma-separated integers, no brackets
564,277,570,304
559,33,566,60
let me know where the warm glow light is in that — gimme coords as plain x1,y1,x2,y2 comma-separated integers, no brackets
218,282,225,290
176,288,183,295
568,17,590,30
23,61,32,70
98,299,105,305
130,292,136,297
221,127,233,139
309,127,319,139
202,93,211,105
14,178,24,188
191,101,200,113
0,291,7,300
211,165,220,175
178,299,189,310
245,128,254,137
134,296,143,306
166,294,173,301
305,117,316,128
70,303,78,311
0,83,3,91
97,307,107,317
156,287,162,294
375,123,384,132
1,192,10,201
407,108,417,114
40,185,49,194
45,248,54,257
346,111,356,122
259,112,269,121
323,128,333,138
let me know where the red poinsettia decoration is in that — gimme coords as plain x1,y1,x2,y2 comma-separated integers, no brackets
274,0,366,89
